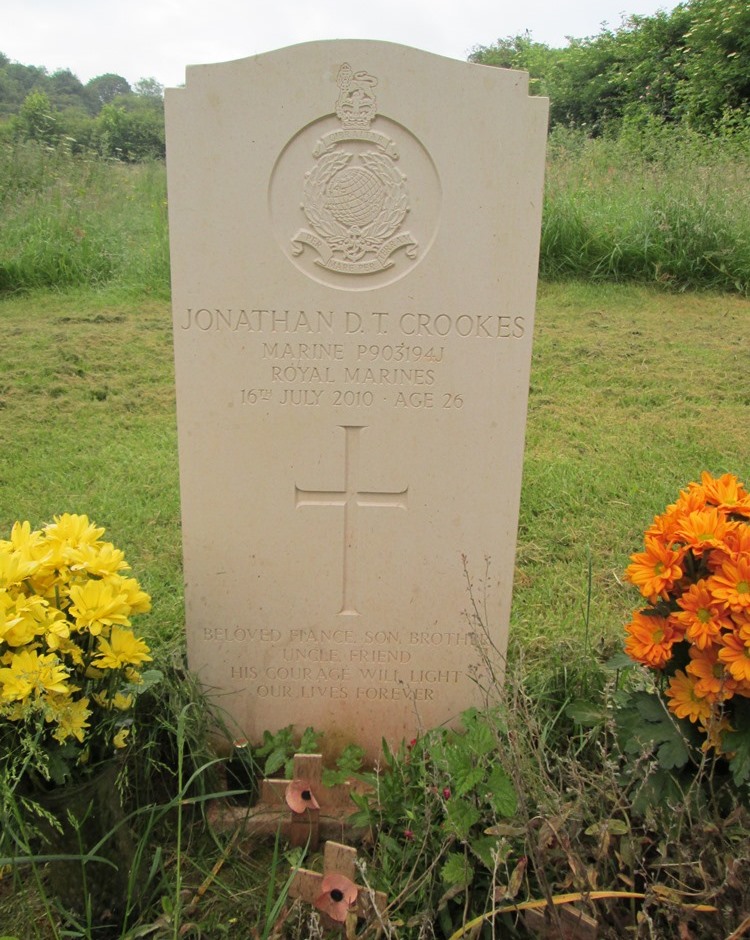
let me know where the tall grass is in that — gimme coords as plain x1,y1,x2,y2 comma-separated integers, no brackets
1,122,749,298
542,121,750,294
0,140,169,298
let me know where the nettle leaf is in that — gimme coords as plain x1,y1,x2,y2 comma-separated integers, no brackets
298,726,319,752
453,765,486,798
440,739,476,786
469,834,504,870
464,716,496,758
444,798,481,840
486,765,517,817
441,851,474,887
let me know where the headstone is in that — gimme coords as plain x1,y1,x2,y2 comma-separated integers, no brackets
165,41,548,759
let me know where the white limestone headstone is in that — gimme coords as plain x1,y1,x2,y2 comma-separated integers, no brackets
165,41,548,758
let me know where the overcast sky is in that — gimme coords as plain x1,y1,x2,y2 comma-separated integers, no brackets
5,0,680,90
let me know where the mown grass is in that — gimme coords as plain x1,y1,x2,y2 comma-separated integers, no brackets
1,282,748,671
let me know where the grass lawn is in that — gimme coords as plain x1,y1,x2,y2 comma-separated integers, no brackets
1,280,747,663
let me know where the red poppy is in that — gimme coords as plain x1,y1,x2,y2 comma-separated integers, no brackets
285,779,320,813
314,872,358,923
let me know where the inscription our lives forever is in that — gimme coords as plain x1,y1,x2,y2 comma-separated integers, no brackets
165,41,548,757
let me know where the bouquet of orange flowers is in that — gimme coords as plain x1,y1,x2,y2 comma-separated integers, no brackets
624,472,750,754
0,514,156,787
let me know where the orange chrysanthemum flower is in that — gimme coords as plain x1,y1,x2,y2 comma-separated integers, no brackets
646,488,705,543
675,508,739,556
624,610,677,668
626,538,684,601
734,609,750,642
686,645,737,701
666,670,715,723
717,525,750,567
717,634,750,683
670,580,732,650
698,471,750,518
708,556,750,615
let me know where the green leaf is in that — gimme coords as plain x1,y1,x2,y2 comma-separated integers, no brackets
463,715,495,758
486,765,517,817
263,747,288,776
441,851,474,887
656,735,690,771
453,765,486,798
129,668,163,694
617,690,692,770
724,696,750,787
298,726,319,752
469,834,504,870
633,690,668,723
444,798,481,840
584,818,629,837
566,700,606,726
603,651,634,671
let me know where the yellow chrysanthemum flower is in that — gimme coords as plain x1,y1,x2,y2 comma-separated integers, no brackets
91,625,152,670
113,727,130,749
0,547,38,590
43,514,106,547
48,635,85,666
68,579,132,636
70,542,129,578
0,594,51,647
48,695,91,744
92,690,134,711
117,577,152,615
0,649,69,702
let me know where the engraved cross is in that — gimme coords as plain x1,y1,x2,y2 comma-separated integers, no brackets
295,425,408,616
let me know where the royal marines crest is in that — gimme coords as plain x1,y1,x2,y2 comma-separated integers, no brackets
291,64,418,275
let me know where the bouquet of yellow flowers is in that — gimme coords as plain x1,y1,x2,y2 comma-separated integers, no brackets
624,472,750,756
0,513,156,787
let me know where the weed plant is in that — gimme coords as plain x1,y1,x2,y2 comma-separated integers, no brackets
0,140,169,298
542,121,750,294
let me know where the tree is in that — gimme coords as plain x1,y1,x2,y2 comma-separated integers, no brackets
86,73,132,109
133,77,164,99
94,102,164,161
49,68,91,113
679,0,750,127
16,89,59,143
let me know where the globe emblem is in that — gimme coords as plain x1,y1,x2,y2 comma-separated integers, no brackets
325,166,386,228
